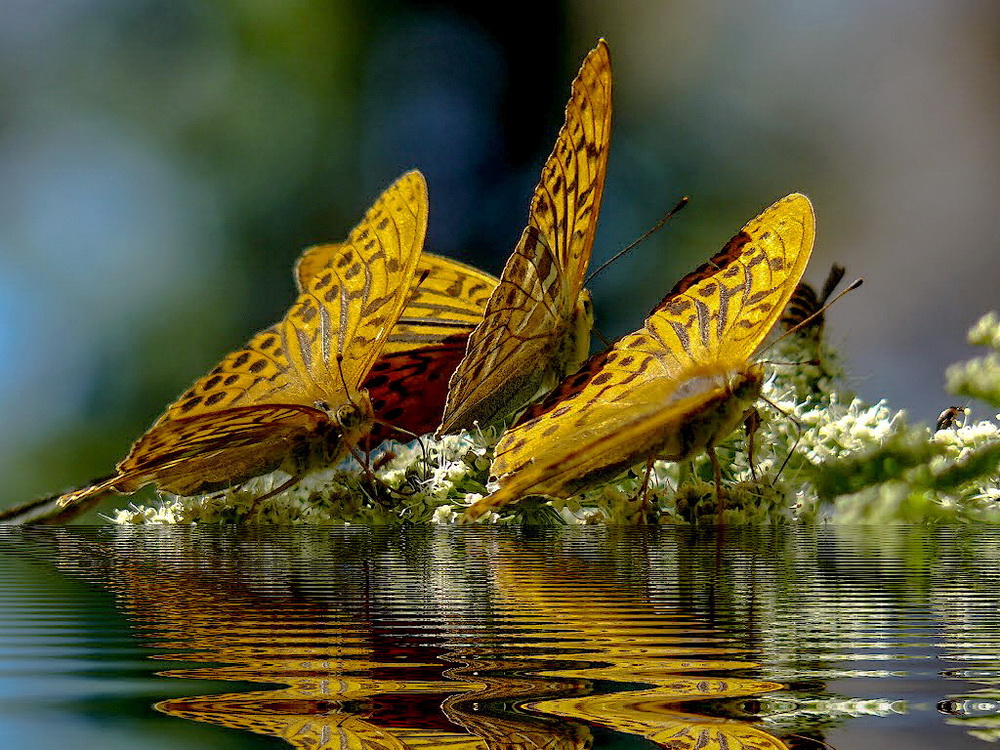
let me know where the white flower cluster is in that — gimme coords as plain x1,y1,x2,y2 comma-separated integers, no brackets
111,431,496,525
111,313,1000,526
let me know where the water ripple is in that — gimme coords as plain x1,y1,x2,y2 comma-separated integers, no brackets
3,526,1000,748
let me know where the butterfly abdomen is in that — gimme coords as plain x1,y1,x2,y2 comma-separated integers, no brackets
781,283,821,331
781,264,845,333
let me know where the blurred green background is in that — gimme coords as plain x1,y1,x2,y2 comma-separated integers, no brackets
1,0,997,510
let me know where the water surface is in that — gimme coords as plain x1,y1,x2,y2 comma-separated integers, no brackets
2,526,999,748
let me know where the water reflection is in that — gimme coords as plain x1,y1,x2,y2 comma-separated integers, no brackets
4,526,1000,749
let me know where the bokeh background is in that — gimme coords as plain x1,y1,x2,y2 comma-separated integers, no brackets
1,0,997,509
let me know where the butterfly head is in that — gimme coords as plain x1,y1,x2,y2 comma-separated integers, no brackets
333,402,366,431
313,397,374,459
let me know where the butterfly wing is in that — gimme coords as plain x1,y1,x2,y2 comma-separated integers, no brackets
439,40,612,433
439,232,577,432
146,324,303,428
382,253,498,355
293,242,339,294
365,253,499,443
149,171,432,428
300,247,500,443
298,249,496,351
464,194,815,520
363,337,469,445
470,348,753,520
641,193,815,380
59,172,429,508
281,170,428,399
113,405,330,496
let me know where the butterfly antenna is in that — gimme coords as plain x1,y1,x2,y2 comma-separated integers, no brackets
762,277,864,356
591,325,613,348
585,196,689,287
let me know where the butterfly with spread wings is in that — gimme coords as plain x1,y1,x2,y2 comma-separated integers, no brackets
461,194,816,522
55,171,428,514
438,39,613,434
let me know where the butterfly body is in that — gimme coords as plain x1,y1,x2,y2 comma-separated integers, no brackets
461,194,815,522
56,171,428,513
563,288,596,384
780,263,846,333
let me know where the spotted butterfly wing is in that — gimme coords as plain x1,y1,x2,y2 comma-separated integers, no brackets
438,39,612,433
297,246,499,444
56,171,428,510
461,194,816,521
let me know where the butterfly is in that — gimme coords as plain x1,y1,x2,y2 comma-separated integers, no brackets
460,193,816,522
295,246,499,446
55,170,428,513
438,39,613,433
780,262,845,333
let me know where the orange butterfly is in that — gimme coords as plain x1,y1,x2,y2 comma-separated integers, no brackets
461,194,816,522
55,171,428,514
438,40,612,433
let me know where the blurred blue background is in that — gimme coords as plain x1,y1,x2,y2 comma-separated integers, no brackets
1,0,997,507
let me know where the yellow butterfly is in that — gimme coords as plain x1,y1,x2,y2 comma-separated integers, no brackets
438,39,612,433
461,194,816,521
296,245,499,446
56,171,428,512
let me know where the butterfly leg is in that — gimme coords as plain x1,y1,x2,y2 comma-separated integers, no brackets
349,446,405,506
246,474,300,519
635,456,656,523
743,407,761,482
372,450,397,471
